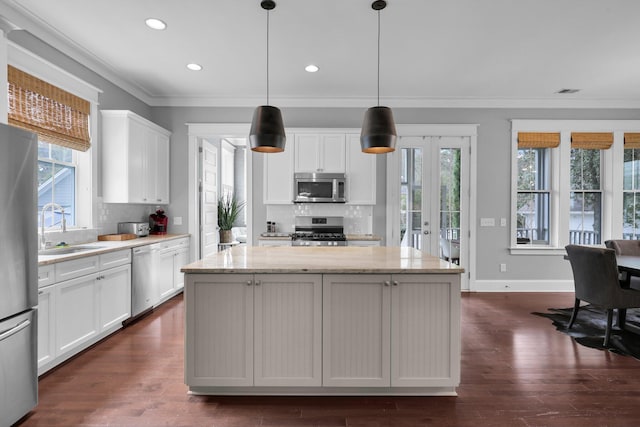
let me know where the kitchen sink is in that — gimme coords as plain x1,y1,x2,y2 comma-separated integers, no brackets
38,245,105,256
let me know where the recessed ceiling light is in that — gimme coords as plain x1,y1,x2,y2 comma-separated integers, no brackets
186,63,203,71
556,88,580,94
145,18,167,30
305,64,319,73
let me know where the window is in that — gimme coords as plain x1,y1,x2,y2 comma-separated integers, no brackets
623,133,640,239
510,122,634,254
37,141,76,227
517,147,551,244
7,63,94,231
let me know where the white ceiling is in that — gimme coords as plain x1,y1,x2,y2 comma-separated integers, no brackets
2,0,640,108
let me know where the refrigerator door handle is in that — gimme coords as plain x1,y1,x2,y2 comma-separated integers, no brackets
0,319,31,342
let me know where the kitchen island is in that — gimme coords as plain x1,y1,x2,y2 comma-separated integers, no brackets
182,246,464,396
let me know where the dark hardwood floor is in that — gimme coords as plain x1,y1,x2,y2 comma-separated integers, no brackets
16,292,640,427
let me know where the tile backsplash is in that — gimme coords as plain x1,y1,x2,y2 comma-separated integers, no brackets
265,204,373,235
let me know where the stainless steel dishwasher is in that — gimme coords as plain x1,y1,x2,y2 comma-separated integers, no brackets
131,243,162,317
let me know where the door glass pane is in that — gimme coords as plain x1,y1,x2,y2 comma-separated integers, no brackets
400,148,422,250
439,148,461,264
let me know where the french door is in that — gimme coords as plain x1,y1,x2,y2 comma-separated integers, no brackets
387,134,471,290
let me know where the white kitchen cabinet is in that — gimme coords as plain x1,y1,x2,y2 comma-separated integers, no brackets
98,264,131,331
323,274,460,388
55,273,99,357
36,284,55,371
185,273,322,387
156,237,190,303
263,143,294,204
294,134,346,173
101,110,171,204
346,134,377,204
37,249,132,374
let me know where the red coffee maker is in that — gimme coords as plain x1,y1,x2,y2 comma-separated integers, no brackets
149,208,168,235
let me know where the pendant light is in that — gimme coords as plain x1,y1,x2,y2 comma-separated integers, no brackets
360,0,397,154
249,0,286,153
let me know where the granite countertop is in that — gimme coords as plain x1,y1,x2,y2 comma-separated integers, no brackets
38,234,190,266
181,246,464,274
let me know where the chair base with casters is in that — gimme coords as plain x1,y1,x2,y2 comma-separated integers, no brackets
565,244,640,347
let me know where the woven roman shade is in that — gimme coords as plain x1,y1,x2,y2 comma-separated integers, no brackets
517,132,560,148
570,132,613,150
7,65,91,152
624,133,640,149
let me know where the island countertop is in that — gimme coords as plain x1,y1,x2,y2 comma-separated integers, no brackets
181,245,464,274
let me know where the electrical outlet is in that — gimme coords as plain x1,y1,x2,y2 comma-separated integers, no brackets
500,263,507,272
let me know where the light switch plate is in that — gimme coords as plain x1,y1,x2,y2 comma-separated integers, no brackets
173,216,182,225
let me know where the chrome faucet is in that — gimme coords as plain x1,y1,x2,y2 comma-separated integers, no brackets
40,202,66,249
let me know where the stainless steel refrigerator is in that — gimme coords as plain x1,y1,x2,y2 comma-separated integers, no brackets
0,123,38,427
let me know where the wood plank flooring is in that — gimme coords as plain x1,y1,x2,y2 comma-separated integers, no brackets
16,292,640,427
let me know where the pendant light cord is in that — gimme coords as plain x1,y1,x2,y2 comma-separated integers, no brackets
266,9,270,105
377,8,380,107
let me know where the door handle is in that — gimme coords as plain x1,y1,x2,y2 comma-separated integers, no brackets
423,230,430,235
0,319,31,342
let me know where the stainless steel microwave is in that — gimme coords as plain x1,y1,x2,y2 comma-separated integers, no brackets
293,173,346,203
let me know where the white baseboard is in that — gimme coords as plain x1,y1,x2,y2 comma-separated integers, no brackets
471,280,574,292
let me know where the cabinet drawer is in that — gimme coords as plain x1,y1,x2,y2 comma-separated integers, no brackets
54,256,100,283
159,237,189,251
38,265,55,288
99,249,132,270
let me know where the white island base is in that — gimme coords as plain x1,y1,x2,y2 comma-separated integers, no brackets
183,247,463,396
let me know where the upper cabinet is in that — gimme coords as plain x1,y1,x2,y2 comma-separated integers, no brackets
294,134,346,173
346,134,376,205
101,110,171,204
263,142,294,204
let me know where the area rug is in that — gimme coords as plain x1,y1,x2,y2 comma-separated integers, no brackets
533,305,640,359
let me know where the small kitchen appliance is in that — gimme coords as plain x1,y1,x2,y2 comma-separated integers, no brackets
291,216,347,246
117,221,150,237
293,172,346,203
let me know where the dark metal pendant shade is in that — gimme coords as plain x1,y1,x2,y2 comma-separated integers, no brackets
360,106,397,154
249,105,286,153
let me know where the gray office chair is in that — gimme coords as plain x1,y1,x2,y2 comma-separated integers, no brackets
565,245,640,347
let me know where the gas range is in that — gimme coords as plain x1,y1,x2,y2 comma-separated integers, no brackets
291,216,347,247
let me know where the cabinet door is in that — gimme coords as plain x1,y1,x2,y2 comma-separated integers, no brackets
98,264,131,331
263,145,294,204
322,274,391,387
55,275,98,357
391,274,461,387
185,274,254,387
154,132,170,203
157,249,176,301
173,246,189,291
319,134,346,173
37,285,56,373
128,118,149,203
254,274,322,386
346,134,376,204
294,134,321,172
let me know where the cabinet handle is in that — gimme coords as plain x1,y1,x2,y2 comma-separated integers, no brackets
38,290,43,295
393,281,399,287
255,280,261,286
247,280,252,286
384,281,390,287
96,276,101,281
157,199,162,202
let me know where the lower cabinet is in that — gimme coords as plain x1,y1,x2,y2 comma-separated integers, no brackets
185,272,460,393
186,273,322,387
157,237,190,303
37,250,131,375
323,274,460,388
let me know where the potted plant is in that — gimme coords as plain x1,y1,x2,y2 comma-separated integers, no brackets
218,193,245,243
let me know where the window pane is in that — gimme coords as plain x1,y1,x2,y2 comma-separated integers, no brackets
624,149,640,191
623,192,640,239
50,144,73,163
570,192,601,244
516,192,549,244
37,160,75,227
571,148,600,191
517,148,547,191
